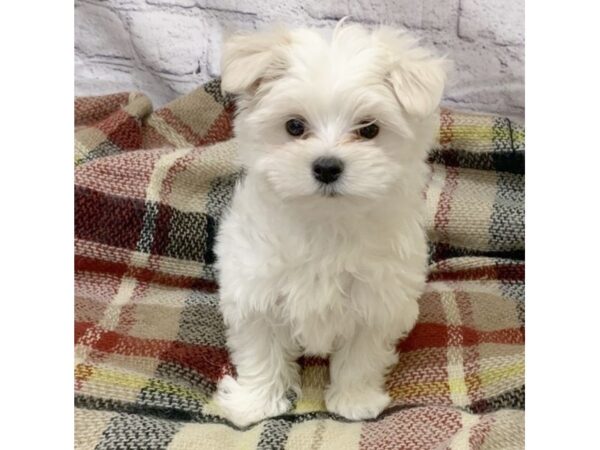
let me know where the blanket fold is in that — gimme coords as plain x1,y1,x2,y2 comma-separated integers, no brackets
75,80,524,450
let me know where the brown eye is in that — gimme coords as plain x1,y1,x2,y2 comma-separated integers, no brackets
357,122,379,139
285,118,305,137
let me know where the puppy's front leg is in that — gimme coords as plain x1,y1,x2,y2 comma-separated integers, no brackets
325,328,399,421
215,315,301,427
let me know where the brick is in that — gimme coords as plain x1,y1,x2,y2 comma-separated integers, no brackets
305,0,422,28
75,3,133,59
196,0,260,15
458,0,524,46
146,0,259,14
422,0,459,31
146,0,196,7
438,41,524,116
126,10,208,75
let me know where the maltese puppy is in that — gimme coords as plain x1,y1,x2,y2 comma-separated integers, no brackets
214,23,446,427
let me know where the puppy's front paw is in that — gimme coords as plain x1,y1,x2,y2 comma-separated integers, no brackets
325,386,390,421
215,375,292,427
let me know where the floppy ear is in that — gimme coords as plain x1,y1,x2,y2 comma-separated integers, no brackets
220,29,291,95
375,28,448,118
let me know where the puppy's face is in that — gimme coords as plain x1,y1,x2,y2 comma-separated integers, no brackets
221,25,446,207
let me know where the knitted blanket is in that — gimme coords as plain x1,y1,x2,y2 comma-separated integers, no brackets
75,80,525,450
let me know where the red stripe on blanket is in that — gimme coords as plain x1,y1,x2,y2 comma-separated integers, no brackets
75,93,130,127
201,107,235,145
75,321,94,342
428,264,524,282
97,109,142,150
398,323,524,352
75,186,146,250
75,255,218,292
433,166,459,237
438,108,455,148
157,109,206,146
75,321,229,382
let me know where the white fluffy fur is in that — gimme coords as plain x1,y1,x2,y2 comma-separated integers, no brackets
214,23,446,427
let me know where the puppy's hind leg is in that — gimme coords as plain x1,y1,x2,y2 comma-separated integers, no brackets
215,315,301,427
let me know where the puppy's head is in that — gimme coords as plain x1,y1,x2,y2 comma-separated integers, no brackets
221,24,447,208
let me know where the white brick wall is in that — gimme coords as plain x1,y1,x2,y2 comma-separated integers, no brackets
75,0,524,117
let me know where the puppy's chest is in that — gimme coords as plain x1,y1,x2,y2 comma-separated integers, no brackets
267,232,391,355
276,267,359,356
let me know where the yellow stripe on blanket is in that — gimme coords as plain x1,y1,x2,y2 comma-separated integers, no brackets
388,380,451,399
453,123,495,141
79,365,210,403
478,360,525,387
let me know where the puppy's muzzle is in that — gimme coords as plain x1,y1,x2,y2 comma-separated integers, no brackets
312,157,344,184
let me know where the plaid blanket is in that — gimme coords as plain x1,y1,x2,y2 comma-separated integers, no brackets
75,80,525,449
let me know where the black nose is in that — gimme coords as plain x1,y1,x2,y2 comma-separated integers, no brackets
312,157,344,184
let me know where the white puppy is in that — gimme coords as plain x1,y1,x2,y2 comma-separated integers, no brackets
214,23,446,427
